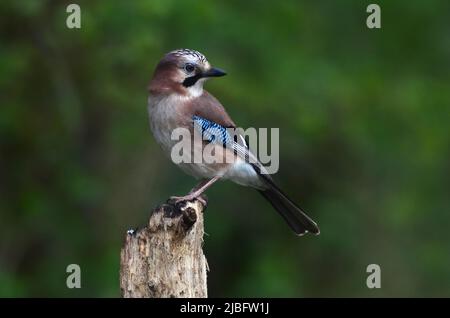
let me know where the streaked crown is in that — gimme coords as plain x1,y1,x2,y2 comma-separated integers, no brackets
168,49,208,65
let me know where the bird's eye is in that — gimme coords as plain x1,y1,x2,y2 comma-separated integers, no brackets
184,63,195,73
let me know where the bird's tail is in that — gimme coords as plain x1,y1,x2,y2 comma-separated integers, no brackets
258,177,320,236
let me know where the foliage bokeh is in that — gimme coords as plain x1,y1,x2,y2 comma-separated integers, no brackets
1,0,450,297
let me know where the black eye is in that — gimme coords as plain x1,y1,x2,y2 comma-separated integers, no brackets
184,63,195,73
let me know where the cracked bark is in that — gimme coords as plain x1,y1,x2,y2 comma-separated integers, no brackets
120,198,208,298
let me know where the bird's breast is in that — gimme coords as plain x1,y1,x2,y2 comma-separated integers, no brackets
147,94,190,154
147,94,240,180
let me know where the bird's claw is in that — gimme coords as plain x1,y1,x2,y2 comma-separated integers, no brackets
169,194,207,207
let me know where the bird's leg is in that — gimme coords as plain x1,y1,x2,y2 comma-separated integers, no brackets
189,179,211,193
171,176,220,206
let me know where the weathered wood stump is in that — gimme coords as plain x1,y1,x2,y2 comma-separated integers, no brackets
120,198,208,298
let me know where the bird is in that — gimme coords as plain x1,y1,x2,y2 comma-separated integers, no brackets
147,49,319,236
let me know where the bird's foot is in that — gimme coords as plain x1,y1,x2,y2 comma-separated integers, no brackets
169,193,207,207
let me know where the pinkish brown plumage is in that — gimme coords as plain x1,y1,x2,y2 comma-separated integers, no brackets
147,49,319,235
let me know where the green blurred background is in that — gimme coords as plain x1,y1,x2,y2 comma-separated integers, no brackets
1,0,450,297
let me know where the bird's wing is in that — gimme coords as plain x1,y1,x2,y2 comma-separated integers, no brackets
190,91,236,128
192,115,248,155
189,90,271,176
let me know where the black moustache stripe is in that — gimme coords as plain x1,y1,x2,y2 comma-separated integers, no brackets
182,73,202,87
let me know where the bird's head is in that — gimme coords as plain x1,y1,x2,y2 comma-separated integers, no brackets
149,49,226,97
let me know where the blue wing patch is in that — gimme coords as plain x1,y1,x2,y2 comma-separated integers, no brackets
193,115,231,147
192,115,257,164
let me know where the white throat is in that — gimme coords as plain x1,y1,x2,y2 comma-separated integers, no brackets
186,78,206,98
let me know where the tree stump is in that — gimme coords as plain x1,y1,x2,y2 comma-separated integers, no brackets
120,198,208,298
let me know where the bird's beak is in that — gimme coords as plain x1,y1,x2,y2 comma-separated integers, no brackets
202,67,227,78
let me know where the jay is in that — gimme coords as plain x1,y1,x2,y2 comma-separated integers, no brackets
147,49,319,236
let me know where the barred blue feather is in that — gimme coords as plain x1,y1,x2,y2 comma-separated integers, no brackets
193,115,231,147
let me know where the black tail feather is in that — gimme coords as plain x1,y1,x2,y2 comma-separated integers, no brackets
249,163,319,235
258,188,319,235
256,176,319,235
